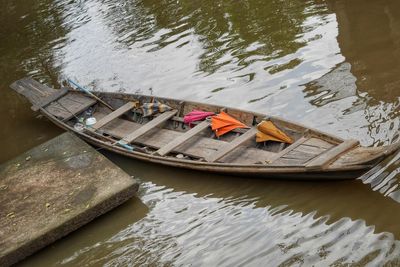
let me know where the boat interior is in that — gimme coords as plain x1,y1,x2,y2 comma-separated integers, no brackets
11,77,398,170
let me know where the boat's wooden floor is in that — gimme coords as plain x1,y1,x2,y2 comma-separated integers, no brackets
46,92,97,121
93,111,335,165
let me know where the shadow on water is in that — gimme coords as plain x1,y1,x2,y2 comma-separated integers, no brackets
359,151,400,203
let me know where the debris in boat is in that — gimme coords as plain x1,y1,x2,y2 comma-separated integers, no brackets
0,132,138,266
116,140,135,151
176,154,185,159
74,122,85,132
85,117,97,127
25,156,31,161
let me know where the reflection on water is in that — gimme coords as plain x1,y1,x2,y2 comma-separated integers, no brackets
53,185,400,266
304,0,400,145
1,0,400,265
360,151,400,203
19,154,400,266
0,0,65,162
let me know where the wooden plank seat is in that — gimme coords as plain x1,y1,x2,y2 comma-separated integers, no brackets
45,92,97,121
32,87,69,111
155,120,211,156
306,139,360,169
11,77,54,99
122,110,178,143
93,111,276,164
271,137,336,166
11,78,59,110
268,136,309,164
206,128,257,162
92,102,136,130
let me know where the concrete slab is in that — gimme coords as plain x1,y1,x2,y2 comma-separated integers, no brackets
0,132,138,266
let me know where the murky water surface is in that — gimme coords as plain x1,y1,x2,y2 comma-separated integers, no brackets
1,0,400,266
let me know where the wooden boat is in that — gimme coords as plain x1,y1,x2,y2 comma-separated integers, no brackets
10,77,400,180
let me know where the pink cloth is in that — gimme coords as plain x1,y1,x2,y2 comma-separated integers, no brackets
184,110,215,126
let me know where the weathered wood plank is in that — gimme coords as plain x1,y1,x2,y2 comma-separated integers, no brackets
220,146,275,164
268,136,309,164
155,120,210,156
206,128,257,163
271,157,308,166
32,88,70,111
22,77,55,96
122,110,178,143
92,102,135,130
303,138,334,149
10,78,57,107
16,77,53,98
282,150,318,160
45,93,97,121
294,144,328,155
306,139,360,169
329,146,390,167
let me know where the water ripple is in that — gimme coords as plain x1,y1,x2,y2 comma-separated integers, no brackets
55,179,400,266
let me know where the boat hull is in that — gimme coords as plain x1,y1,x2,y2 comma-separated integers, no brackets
44,108,369,180
11,77,399,181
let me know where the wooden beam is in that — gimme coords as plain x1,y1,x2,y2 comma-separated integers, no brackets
268,136,309,164
306,139,359,169
122,110,177,143
32,88,69,111
92,102,135,130
155,120,210,156
206,127,257,162
44,93,97,122
10,78,56,107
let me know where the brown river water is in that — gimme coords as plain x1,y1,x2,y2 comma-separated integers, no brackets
1,0,400,266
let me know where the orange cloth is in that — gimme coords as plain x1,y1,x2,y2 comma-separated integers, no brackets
256,121,293,144
211,111,249,137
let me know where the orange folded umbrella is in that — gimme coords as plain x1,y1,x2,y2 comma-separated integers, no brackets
256,121,293,144
211,111,249,137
